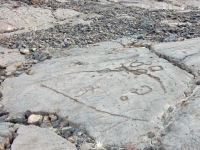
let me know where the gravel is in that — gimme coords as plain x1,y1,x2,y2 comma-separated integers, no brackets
1,1,200,54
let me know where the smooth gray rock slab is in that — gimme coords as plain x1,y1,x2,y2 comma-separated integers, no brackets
1,41,195,148
153,38,200,79
0,47,25,73
11,125,76,150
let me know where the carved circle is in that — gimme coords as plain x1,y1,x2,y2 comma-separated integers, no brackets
149,65,163,72
120,96,129,101
130,85,152,95
130,62,143,67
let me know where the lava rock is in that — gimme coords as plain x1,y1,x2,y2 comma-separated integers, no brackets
24,110,32,118
196,80,200,85
51,119,60,128
14,71,22,76
12,132,19,141
0,70,6,76
5,113,25,123
144,147,155,150
64,131,72,139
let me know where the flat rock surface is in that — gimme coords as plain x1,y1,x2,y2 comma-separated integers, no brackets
168,0,200,8
1,41,195,148
11,125,76,150
152,38,200,79
110,0,181,10
0,47,25,73
0,6,56,32
158,87,200,150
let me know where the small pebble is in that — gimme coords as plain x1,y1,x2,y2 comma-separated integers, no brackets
0,76,6,80
6,72,12,76
64,131,71,139
20,49,30,55
196,80,200,85
49,114,57,122
67,136,76,143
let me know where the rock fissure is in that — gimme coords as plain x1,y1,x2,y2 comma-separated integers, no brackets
149,85,200,149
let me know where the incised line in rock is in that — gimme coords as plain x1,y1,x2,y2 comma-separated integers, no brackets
40,84,148,122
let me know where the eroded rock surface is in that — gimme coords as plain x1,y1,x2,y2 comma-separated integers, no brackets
1,41,195,148
11,125,76,150
152,38,200,79
0,47,25,74
156,87,200,150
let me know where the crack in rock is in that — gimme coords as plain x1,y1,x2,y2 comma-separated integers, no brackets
40,84,148,122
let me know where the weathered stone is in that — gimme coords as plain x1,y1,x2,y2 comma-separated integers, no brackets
51,119,60,128
11,125,76,150
24,110,32,118
19,49,30,55
0,47,25,74
59,121,69,127
0,4,100,38
0,122,14,149
1,40,195,148
67,136,76,143
64,131,72,139
5,113,25,123
0,6,56,34
158,88,200,150
53,9,81,20
0,115,7,122
153,38,200,79
43,116,50,123
49,114,57,122
62,126,74,134
28,114,43,124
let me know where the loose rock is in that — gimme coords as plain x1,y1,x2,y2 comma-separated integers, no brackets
28,114,43,125
19,49,30,55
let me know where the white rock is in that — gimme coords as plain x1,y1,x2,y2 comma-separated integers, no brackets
19,49,30,55
28,114,43,124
